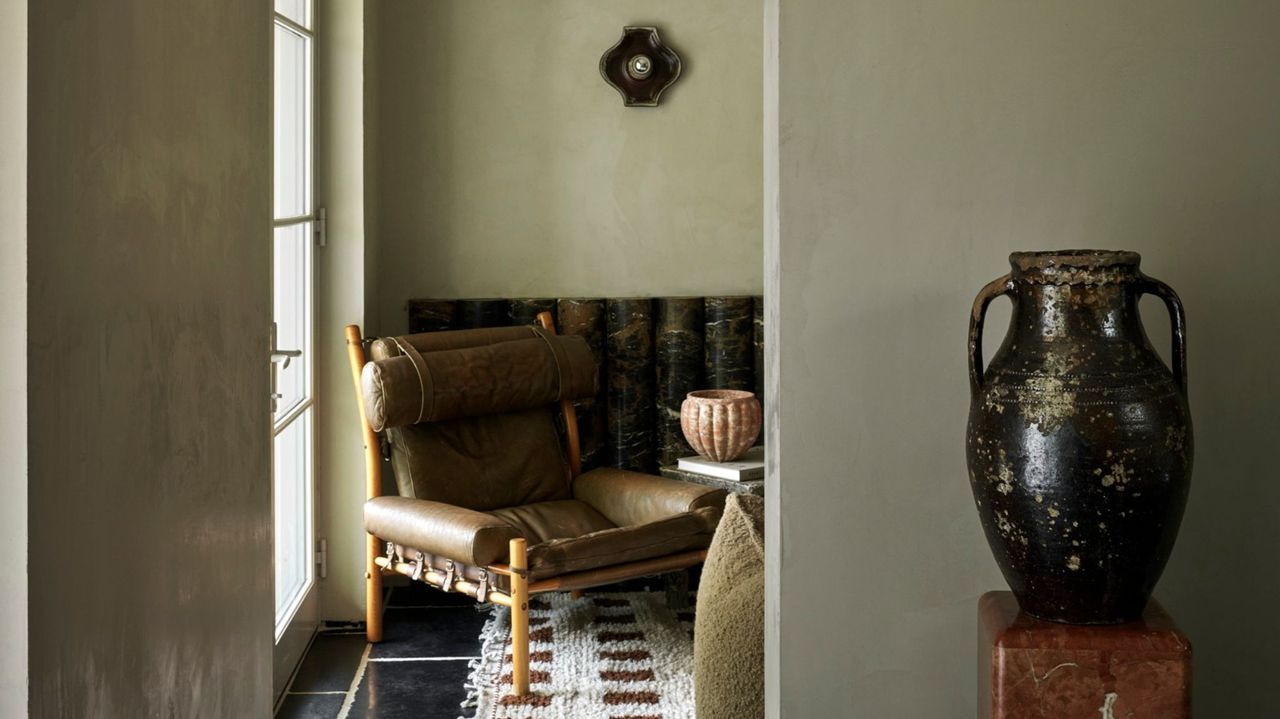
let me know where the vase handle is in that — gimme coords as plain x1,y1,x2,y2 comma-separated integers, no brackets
968,274,1014,396
1139,275,1188,395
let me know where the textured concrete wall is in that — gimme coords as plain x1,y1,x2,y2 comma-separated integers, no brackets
27,1,274,716
367,0,763,335
0,2,28,715
773,0,1280,715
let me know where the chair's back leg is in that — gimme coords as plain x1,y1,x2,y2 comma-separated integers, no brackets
509,538,530,697
345,324,384,643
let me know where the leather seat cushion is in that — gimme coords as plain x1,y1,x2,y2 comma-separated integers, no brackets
375,498,721,583
487,500,616,545
491,502,722,580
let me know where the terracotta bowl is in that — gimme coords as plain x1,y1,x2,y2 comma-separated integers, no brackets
680,389,762,462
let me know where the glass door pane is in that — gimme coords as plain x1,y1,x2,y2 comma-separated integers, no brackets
272,7,316,677
275,0,310,28
273,223,311,421
273,411,312,631
274,23,310,219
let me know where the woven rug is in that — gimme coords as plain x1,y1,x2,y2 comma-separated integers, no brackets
461,591,697,719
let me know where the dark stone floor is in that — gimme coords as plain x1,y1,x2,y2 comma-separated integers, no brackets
274,582,482,719
275,573,695,719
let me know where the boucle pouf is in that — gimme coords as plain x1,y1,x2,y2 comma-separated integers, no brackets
694,493,765,718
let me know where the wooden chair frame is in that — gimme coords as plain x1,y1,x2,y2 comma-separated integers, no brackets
344,312,707,697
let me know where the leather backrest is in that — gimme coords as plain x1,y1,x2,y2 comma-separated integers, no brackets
366,326,598,510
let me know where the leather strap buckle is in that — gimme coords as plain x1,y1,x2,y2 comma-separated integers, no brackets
475,571,490,603
441,560,456,591
409,555,424,581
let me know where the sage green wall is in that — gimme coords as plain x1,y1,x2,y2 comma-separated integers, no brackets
27,1,273,716
315,0,372,623
367,0,763,335
1,3,28,715
773,0,1280,715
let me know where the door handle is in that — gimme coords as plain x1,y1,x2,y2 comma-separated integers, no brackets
270,322,304,413
271,349,303,370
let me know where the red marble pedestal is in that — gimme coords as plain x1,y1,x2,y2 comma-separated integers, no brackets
979,591,1191,718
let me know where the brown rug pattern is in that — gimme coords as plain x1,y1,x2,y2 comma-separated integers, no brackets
461,592,696,719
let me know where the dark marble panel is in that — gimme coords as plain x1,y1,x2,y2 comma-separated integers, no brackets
276,692,345,719
347,659,472,719
507,298,557,327
704,296,755,391
369,607,490,660
557,298,608,471
753,296,765,405
605,298,656,472
654,298,704,466
290,633,368,692
453,299,508,329
406,300,455,334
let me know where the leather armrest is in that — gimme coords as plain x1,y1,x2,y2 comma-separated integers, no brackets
364,496,520,566
572,468,727,527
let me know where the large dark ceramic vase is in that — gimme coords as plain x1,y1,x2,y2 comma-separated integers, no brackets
966,251,1192,624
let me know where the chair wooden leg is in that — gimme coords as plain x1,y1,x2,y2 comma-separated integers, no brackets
510,538,530,697
366,534,384,643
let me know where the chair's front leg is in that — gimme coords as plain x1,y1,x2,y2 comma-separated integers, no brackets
509,538,530,697
367,534,384,643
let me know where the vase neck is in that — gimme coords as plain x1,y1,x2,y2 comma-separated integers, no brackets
1010,281,1149,344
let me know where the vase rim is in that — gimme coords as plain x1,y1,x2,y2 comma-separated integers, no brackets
1010,249,1142,271
687,389,756,401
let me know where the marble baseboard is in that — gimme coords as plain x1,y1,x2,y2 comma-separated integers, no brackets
403,295,765,477
557,299,608,471
655,298,705,467
606,298,656,472
705,296,754,391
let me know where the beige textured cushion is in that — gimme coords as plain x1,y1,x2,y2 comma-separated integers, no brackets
695,494,765,718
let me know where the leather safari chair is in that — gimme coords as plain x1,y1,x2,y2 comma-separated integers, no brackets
344,313,726,697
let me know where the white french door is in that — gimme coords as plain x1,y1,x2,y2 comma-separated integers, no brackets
272,0,318,700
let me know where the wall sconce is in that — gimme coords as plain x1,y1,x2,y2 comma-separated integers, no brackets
600,27,682,107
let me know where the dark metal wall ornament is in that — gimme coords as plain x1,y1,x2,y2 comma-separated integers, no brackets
600,26,682,107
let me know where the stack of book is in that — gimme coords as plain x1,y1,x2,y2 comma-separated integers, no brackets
676,446,765,482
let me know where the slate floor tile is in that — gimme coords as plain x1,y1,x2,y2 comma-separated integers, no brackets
369,607,490,659
290,633,368,693
347,659,472,719
275,692,345,719
387,581,478,608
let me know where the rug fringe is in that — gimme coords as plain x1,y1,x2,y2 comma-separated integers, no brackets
458,604,509,719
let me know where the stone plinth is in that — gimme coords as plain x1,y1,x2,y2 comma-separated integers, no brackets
979,591,1191,718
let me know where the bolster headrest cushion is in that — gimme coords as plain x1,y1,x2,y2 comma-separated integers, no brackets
361,331,597,431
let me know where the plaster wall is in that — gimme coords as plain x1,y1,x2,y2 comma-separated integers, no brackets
26,1,273,715
0,3,28,715
315,0,371,622
367,0,763,335
772,0,1280,715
